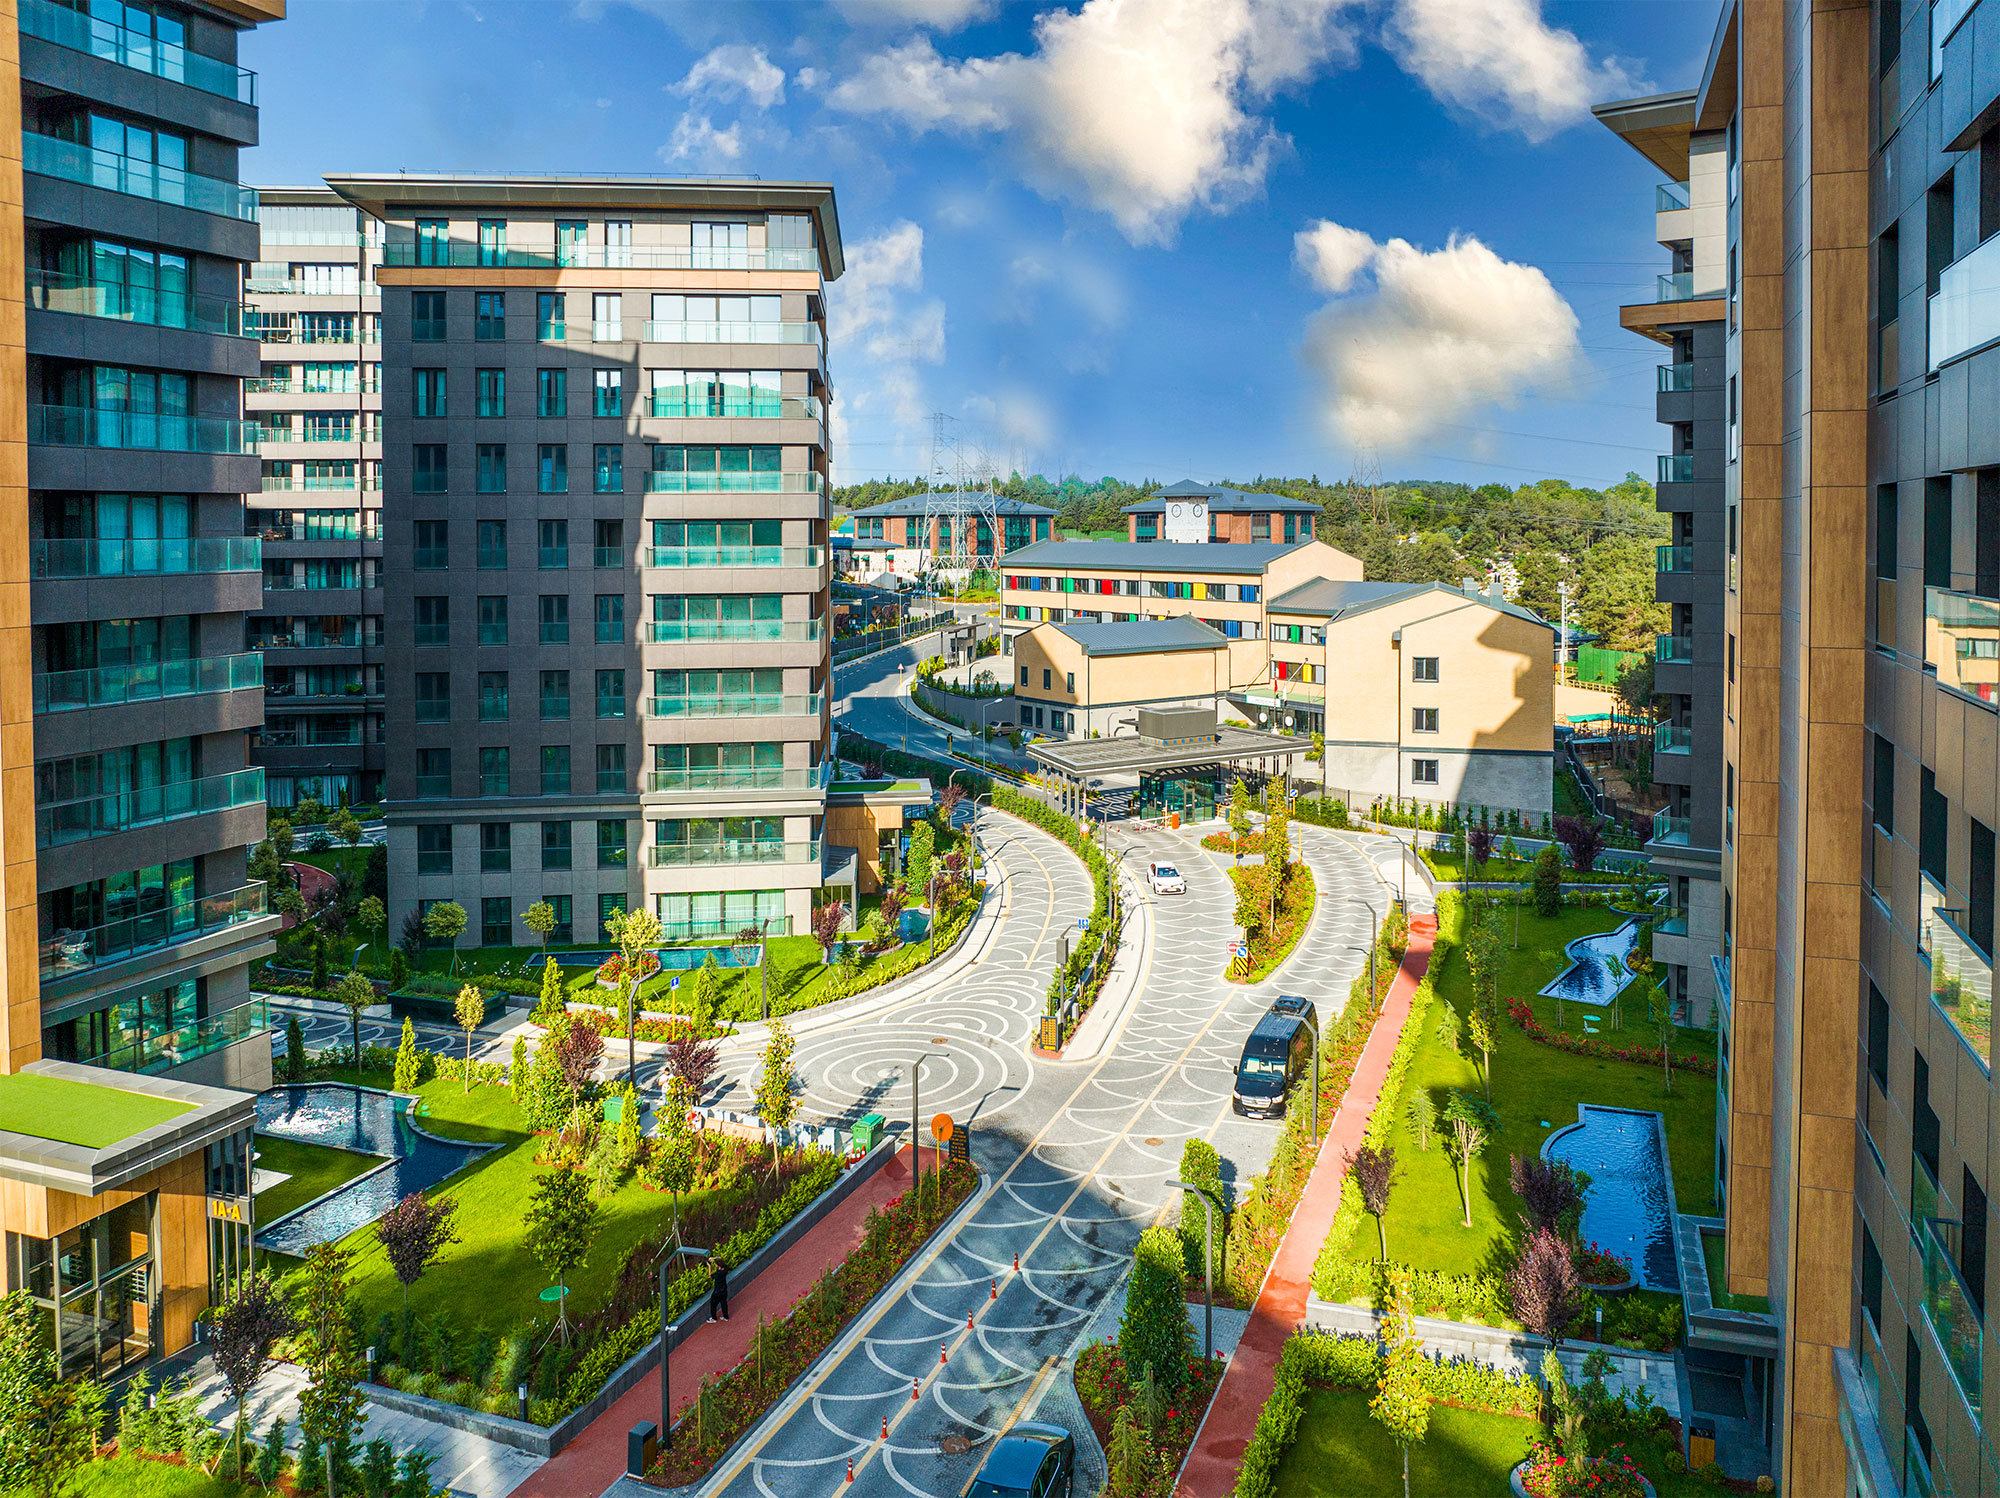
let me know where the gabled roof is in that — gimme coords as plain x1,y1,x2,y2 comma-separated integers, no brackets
1003,539,1310,575
846,491,1059,519
1122,482,1321,515
1045,617,1228,657
1267,578,1555,631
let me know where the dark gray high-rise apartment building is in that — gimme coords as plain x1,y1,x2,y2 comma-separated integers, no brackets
323,176,842,952
18,0,280,1090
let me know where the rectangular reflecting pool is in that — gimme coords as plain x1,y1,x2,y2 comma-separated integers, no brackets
1542,1104,1681,1291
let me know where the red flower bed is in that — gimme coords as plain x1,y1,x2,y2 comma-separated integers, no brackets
1518,1442,1649,1497
1504,999,1718,1078
596,949,662,988
1074,1341,1224,1498
1577,1241,1635,1286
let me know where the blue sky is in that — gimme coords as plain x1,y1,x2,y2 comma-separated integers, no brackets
243,0,1721,490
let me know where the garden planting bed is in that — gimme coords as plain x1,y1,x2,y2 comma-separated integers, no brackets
1074,1342,1224,1498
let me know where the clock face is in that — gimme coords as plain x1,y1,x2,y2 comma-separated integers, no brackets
1170,504,1183,519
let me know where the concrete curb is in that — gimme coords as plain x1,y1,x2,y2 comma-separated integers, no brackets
1055,866,1152,1064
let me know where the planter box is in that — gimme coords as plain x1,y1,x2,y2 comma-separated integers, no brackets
1510,1459,1657,1498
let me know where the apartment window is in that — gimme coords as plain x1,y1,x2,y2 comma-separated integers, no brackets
475,293,505,341
1020,667,1028,686
414,672,450,722
539,670,570,720
593,519,623,568
412,291,445,341
480,897,511,947
1411,657,1439,683
1921,767,1948,884
542,893,573,942
539,594,569,642
541,820,571,869
595,669,626,719
1877,225,1900,390
595,594,624,643
595,893,626,939
414,596,449,647
1412,707,1439,734
1928,174,1956,297
594,445,623,494
1869,982,1890,1089
534,367,568,418
476,444,507,494
540,745,570,795
596,743,626,793
413,445,447,494
476,368,505,418
477,219,506,267
1064,672,1075,694
605,221,631,267
1925,476,1952,590
1861,1224,1883,1332
476,744,508,796
597,820,627,869
1973,818,1996,957
477,596,508,647
594,369,622,417
538,444,568,494
1981,470,2000,599
1965,1167,1989,1315
1411,758,1440,785
1873,733,1896,835
413,369,446,418
1042,670,1051,690
555,220,586,266
537,292,565,341
480,822,511,873
539,520,568,569
592,293,621,342
416,823,452,876
477,671,509,722
476,520,506,570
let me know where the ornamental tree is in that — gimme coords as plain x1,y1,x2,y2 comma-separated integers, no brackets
0,1289,106,1498
811,900,847,963
908,820,936,897
333,968,376,1075
753,1019,798,1175
375,1191,460,1308
1443,1090,1499,1229
520,899,557,954
392,1017,422,1092
533,956,566,1026
605,906,663,1085
1467,1009,1495,1099
1553,814,1606,876
453,983,485,1090
1508,1227,1586,1345
1370,1268,1430,1498
662,1028,721,1099
207,1278,294,1480
652,1077,697,1243
355,895,386,957
422,900,467,974
1468,823,1494,870
1532,845,1563,917
1118,1224,1191,1394
1227,777,1253,852
293,1242,365,1477
1347,1142,1398,1262
524,1166,596,1341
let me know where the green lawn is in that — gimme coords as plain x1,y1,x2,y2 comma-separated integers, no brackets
1274,1388,1536,1496
1422,852,1648,884
4,1456,255,1497
253,1135,381,1224
0,1073,193,1148
1354,898,1717,1282
1702,1227,1773,1314
292,847,372,880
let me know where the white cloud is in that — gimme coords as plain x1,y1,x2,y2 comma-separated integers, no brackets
794,66,825,92
1293,219,1374,294
828,222,948,474
829,0,1362,245
671,43,786,109
1298,221,1581,453
963,389,1054,465
663,113,743,162
1385,0,1639,141
833,0,996,31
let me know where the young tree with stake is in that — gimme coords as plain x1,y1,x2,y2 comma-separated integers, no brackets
1443,1090,1499,1229
333,968,376,1076
524,1166,596,1343
1371,1268,1430,1498
652,1077,697,1243
520,899,557,955
453,983,485,1090
1346,1142,1398,1261
375,1191,460,1309
422,899,467,974
606,906,663,1085
207,1279,293,1480
754,1019,799,1175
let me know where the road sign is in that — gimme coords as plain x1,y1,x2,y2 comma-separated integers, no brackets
931,1112,954,1143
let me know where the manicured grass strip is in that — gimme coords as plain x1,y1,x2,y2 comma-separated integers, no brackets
1421,853,1648,884
252,1135,382,1224
1272,1387,1536,1496
0,1072,193,1148
1702,1225,1772,1314
4,1454,253,1497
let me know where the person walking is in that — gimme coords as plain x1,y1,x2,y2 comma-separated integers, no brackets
708,1260,729,1322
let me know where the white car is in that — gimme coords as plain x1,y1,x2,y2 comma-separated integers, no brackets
1146,861,1186,895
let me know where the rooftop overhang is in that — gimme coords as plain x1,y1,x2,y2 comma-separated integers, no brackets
1620,298,1726,344
0,1060,256,1198
1591,88,1699,177
1695,3,1740,133
196,0,283,23
1028,726,1310,780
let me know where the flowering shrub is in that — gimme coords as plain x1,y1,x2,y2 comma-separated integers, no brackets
1504,999,1718,1078
1075,1340,1223,1498
1517,1442,1649,1498
1576,1242,1635,1286
595,949,661,988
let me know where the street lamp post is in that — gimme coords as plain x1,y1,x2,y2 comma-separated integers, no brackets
1299,1011,1321,1138
1167,1177,1216,1362
970,793,993,886
658,1246,711,1450
910,1050,948,1203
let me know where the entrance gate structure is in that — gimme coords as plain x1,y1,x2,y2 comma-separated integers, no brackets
1025,707,1312,823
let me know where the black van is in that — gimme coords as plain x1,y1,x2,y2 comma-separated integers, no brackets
1269,994,1318,1036
1233,1012,1310,1118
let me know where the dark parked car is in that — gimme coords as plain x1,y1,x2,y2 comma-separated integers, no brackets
969,1420,1074,1498
1233,1010,1310,1118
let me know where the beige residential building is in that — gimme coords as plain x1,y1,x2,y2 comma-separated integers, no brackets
1010,618,1232,737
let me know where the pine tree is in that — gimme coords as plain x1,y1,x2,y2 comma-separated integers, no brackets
510,1034,529,1104
533,957,566,1026
392,1018,422,1093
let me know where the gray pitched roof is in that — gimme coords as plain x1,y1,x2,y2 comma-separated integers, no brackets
1266,577,1554,630
846,491,1059,519
1122,482,1321,515
1003,539,1310,574
1046,617,1229,657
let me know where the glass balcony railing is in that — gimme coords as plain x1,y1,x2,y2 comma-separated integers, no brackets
646,694,822,719
36,767,263,847
1926,586,2000,706
1657,453,1695,483
1921,871,1949,959
380,243,821,272
1657,362,1695,391
1651,814,1692,846
24,133,256,220
31,536,259,578
27,267,245,337
18,0,257,102
1930,232,2000,370
1656,907,1689,936
1922,1214,1985,1418
1930,906,1994,1071
644,544,823,569
257,427,364,445
1656,633,1692,663
645,619,822,644
1656,271,1695,302
94,998,271,1076
254,326,380,345
262,475,380,492
30,403,256,454
646,840,821,868
643,471,823,495
245,376,379,396
647,394,825,420
40,881,267,982
1906,1427,1939,1498
1655,722,1692,754
644,764,831,794
34,651,261,714
640,320,823,347
1657,544,1691,573
413,774,451,798
1656,181,1692,211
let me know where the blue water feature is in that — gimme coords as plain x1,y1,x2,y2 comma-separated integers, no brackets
254,1085,490,1256
551,946,759,971
1539,918,1642,1007
1542,1105,1680,1291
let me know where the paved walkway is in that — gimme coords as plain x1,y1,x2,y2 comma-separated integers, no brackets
1175,914,1440,1497
510,1145,918,1498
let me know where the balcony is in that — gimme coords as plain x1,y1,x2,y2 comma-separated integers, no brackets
648,394,825,420
1655,722,1691,754
36,767,263,848
1930,907,1993,1071
644,544,824,569
34,651,261,714
646,840,821,868
644,764,831,794
1656,182,1691,211
413,774,451,798
31,404,256,455
640,320,823,348
27,268,245,338
1926,585,2000,706
23,133,256,221
262,474,380,492
255,326,380,346
1656,271,1695,302
247,376,380,396
1657,362,1695,391
1655,907,1689,936
646,694,822,719
380,243,820,272
31,536,259,578
92,999,271,1077
643,471,823,495
40,881,266,983
1651,814,1691,846
1655,633,1692,663
1930,232,2000,369
645,619,823,644
1657,453,1695,484
18,0,258,102
256,426,367,445
1656,544,1691,573
1921,1214,1985,1418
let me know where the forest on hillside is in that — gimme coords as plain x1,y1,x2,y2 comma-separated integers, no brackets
833,472,1670,654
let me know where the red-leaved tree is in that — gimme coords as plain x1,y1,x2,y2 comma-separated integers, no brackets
1467,824,1495,869
812,900,847,962
662,1028,721,1099
1552,815,1606,875
375,1190,461,1308
1507,1227,1586,1344
1346,1143,1398,1262
552,1020,605,1095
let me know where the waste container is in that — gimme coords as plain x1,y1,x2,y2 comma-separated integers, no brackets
628,1422,658,1478
1688,1422,1716,1470
853,1113,885,1152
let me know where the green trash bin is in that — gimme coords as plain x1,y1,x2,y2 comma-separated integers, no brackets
853,1113,885,1152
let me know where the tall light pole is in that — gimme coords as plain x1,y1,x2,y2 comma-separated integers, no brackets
970,792,993,886
658,1245,710,1451
1167,1177,1216,1362
910,1050,948,1202
1558,580,1573,688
